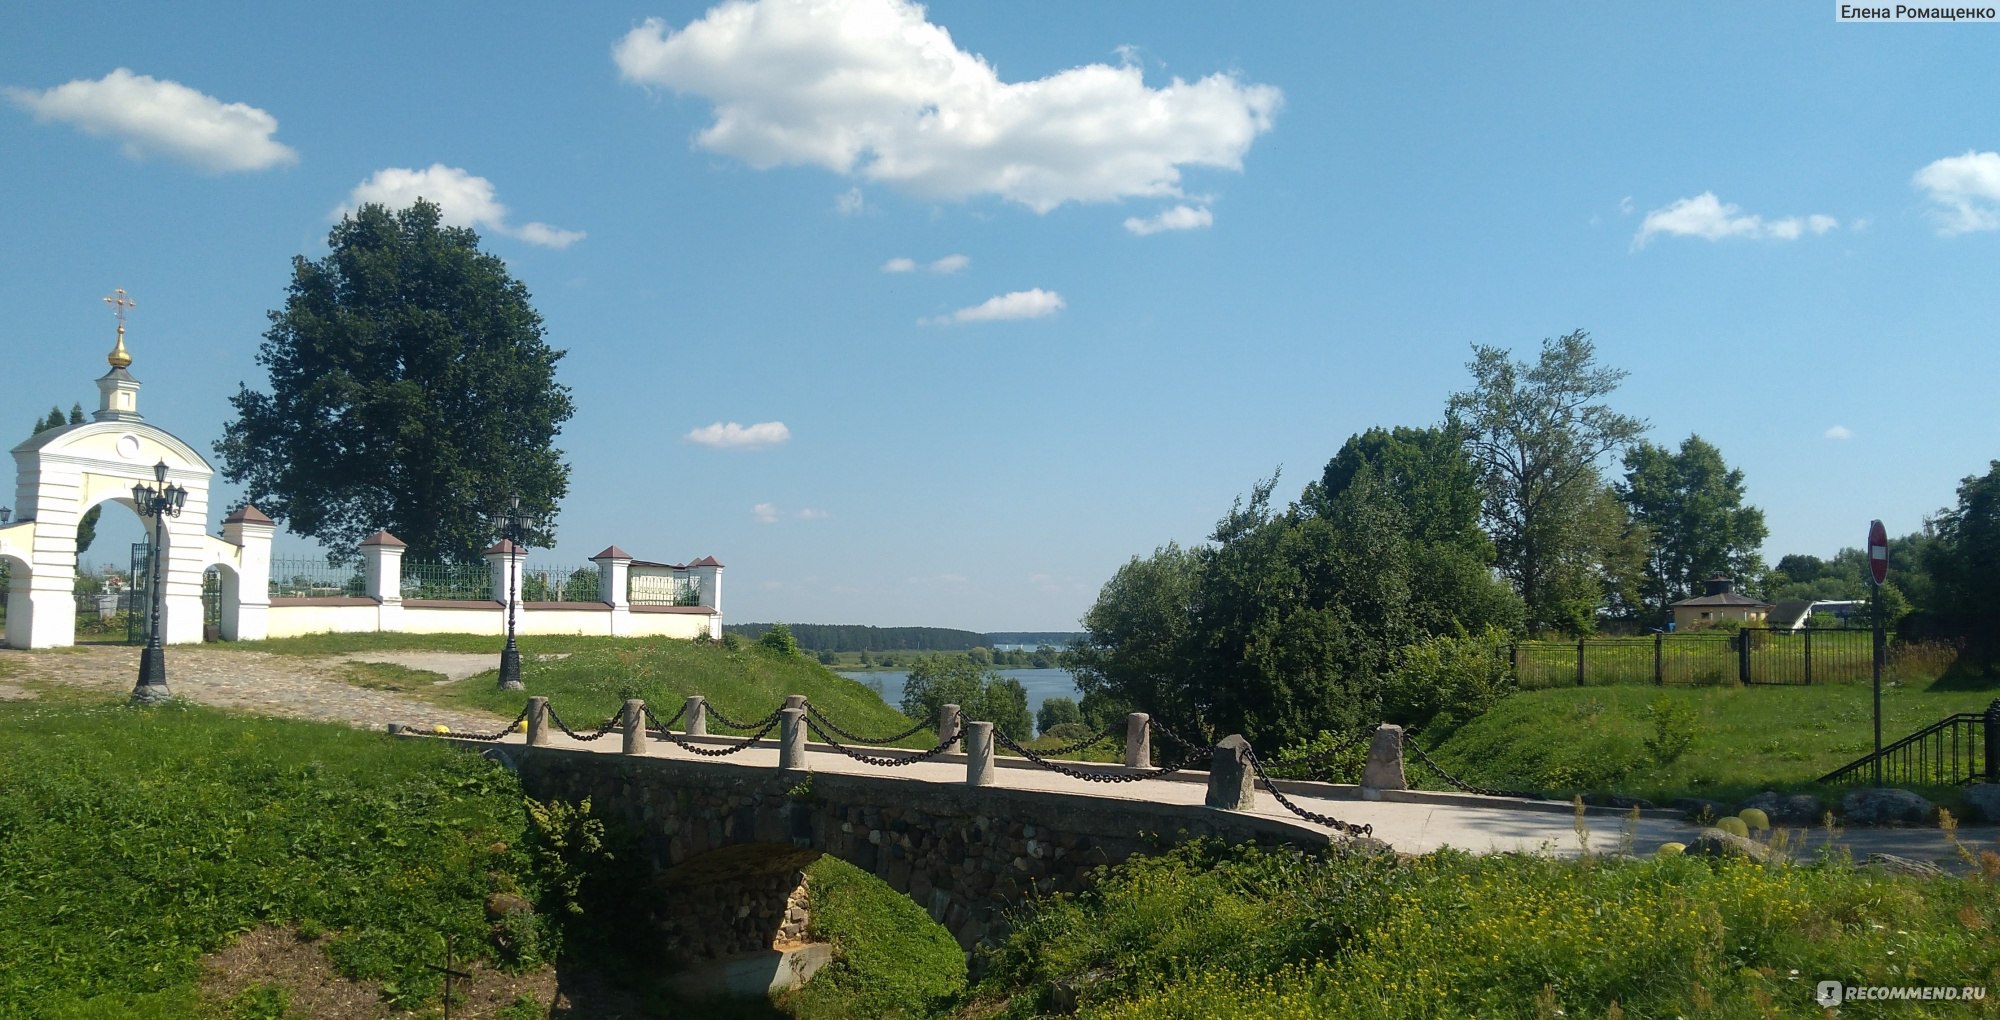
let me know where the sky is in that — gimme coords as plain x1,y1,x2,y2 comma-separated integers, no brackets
4,2,1998,632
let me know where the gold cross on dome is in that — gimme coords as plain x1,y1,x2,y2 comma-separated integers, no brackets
104,288,135,328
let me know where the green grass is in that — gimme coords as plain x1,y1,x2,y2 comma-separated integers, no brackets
973,840,2000,1019
779,856,967,1019
0,700,540,1018
1421,680,2000,808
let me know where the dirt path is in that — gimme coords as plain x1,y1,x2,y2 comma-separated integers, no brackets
0,644,510,733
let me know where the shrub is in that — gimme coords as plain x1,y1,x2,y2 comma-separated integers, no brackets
1380,626,1517,736
1036,695,1082,735
1641,695,1697,764
759,623,802,656
1041,722,1095,744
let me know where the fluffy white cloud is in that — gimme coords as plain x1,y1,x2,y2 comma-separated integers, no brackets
613,1,1281,213
1825,425,1853,440
920,288,1064,325
338,165,585,248
1633,192,1836,248
752,502,781,523
4,67,296,172
684,420,792,448
835,186,865,215
795,507,830,520
1123,204,1213,235
882,253,968,273
1913,151,2000,234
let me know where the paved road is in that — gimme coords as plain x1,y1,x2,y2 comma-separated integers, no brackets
3,644,1992,870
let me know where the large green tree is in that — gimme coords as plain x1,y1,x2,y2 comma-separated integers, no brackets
216,201,574,563
898,655,1034,741
29,405,97,555
1448,331,1646,634
1616,434,1768,622
1922,460,2000,664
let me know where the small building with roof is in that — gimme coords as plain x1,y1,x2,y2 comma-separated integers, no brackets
1670,575,1772,631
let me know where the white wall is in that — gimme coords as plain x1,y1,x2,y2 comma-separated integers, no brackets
264,599,715,640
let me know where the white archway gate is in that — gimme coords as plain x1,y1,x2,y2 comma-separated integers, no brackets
2,312,271,650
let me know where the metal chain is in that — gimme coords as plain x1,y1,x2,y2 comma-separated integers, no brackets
1146,717,1208,753
806,717,963,767
707,704,786,733
663,716,782,757
992,729,1203,784
804,703,930,746
1403,739,1540,800
1033,723,1123,758
642,701,688,734
545,704,623,742
1242,746,1373,837
403,705,530,742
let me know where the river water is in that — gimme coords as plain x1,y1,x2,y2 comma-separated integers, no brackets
838,667,1083,721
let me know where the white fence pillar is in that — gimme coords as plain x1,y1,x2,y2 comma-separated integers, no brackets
592,544,631,637
220,505,275,641
484,540,526,604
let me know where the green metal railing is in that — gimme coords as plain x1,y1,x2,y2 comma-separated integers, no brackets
399,561,493,601
630,574,701,606
269,557,365,598
524,563,601,602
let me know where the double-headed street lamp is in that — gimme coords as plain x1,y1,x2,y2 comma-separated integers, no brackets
491,496,542,691
131,460,186,704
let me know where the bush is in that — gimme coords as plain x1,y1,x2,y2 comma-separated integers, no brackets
1642,695,1697,764
899,655,1034,741
784,856,965,1018
1042,722,1095,744
1380,626,1517,736
759,623,801,657
1036,696,1082,735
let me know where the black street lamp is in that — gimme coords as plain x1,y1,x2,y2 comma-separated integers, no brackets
130,460,186,704
490,496,541,691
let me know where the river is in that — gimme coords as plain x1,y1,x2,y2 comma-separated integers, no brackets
838,667,1083,721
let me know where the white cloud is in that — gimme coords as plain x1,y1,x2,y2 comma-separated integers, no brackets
1825,425,1853,440
613,1,1281,213
835,186,865,215
338,165,585,248
1913,151,2000,234
752,502,781,523
3,67,296,172
1618,195,1635,215
882,253,968,273
920,288,1064,325
1123,204,1213,235
1633,192,1837,248
683,420,792,448
795,507,830,520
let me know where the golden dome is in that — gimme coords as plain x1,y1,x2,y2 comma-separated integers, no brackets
107,325,132,369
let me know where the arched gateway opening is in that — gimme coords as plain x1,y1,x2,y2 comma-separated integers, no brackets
2,298,273,650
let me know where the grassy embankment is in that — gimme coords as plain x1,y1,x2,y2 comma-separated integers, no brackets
965,838,2000,1019
1419,679,2000,810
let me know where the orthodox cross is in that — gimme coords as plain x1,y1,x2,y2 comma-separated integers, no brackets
103,288,136,333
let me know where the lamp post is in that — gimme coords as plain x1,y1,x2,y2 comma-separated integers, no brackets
130,460,186,704
491,496,541,691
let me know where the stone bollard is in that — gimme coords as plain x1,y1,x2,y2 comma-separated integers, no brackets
622,699,648,755
1124,712,1152,768
683,695,707,737
1360,724,1406,800
939,703,962,753
386,722,405,735
779,707,808,770
526,696,550,746
785,693,809,712
964,721,995,786
1205,734,1256,810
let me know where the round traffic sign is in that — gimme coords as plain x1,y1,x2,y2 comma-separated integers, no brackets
1867,519,1888,585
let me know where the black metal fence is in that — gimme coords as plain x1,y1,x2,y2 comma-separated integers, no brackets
1509,628,1877,688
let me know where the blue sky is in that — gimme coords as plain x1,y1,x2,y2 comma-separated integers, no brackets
4,2,1997,631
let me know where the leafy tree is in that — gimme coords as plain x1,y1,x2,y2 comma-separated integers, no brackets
1617,435,1768,623
215,200,574,564
898,655,1033,741
1922,461,2000,664
1448,330,1646,633
28,406,97,555
1035,696,1082,736
759,623,801,657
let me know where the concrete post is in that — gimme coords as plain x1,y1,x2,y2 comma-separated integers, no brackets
964,721,995,786
526,696,549,746
484,540,526,605
359,530,406,604
591,545,632,637
622,699,648,755
938,703,962,753
220,505,274,641
1360,724,1407,800
1205,734,1256,811
779,707,807,770
684,695,707,736
1124,712,1151,768
692,557,724,612
784,694,809,711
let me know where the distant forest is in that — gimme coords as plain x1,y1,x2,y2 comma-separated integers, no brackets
721,623,1081,652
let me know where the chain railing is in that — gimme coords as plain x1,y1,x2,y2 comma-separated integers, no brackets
661,714,783,757
642,701,688,734
399,705,530,742
806,717,963,767
707,703,787,734
1032,723,1124,758
804,703,931,746
1242,745,1374,837
1146,717,1209,755
1260,729,1370,778
1403,738,1542,800
546,705,624,742
992,729,1204,784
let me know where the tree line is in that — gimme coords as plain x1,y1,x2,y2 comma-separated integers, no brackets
1071,330,2000,748
721,623,1078,654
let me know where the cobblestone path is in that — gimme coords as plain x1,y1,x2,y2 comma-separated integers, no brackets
0,644,511,732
